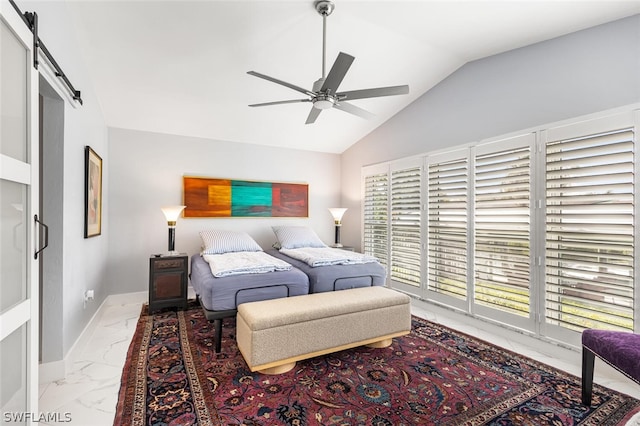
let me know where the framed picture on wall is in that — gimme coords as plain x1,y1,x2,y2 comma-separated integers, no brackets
183,176,309,218
84,146,103,238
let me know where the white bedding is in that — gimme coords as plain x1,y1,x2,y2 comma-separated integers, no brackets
203,251,292,277
279,247,378,267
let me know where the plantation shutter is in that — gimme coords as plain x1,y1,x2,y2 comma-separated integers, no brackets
363,171,389,269
390,165,421,286
475,146,531,317
427,155,468,299
545,128,635,332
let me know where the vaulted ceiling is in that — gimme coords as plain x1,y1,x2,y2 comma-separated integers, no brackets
61,0,640,153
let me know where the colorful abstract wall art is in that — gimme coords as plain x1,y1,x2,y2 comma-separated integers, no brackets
183,177,309,218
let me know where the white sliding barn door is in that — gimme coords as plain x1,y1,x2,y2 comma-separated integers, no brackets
0,2,40,424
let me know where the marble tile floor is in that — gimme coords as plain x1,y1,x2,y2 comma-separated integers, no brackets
38,293,639,425
38,295,146,426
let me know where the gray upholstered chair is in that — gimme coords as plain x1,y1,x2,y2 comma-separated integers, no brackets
581,329,640,406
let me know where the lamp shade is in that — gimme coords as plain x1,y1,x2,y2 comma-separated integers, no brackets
161,206,186,223
328,207,347,223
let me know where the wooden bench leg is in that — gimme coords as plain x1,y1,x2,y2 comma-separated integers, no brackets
582,347,595,406
366,338,393,348
258,362,296,375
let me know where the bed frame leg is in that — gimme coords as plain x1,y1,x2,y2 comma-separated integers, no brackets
214,319,222,353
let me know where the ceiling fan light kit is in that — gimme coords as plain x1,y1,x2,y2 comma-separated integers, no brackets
314,96,335,110
247,0,409,124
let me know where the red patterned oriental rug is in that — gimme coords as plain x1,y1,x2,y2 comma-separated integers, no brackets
114,302,640,425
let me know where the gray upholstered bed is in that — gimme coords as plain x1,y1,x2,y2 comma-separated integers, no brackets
267,248,386,293
190,253,309,352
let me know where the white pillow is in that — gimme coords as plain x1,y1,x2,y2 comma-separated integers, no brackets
200,230,262,254
272,226,327,249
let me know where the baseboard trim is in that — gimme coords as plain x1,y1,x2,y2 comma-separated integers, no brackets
105,291,147,306
38,359,66,384
65,292,147,370
39,291,148,384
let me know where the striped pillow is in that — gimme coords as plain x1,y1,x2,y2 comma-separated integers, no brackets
200,230,262,254
272,226,327,249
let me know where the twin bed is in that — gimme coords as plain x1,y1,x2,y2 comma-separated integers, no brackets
190,253,309,352
266,248,385,293
190,227,386,352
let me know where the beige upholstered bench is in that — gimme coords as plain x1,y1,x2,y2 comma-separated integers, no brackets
236,286,411,374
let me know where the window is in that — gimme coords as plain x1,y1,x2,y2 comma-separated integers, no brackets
545,128,635,332
363,171,389,270
390,164,421,287
475,145,531,317
427,155,468,300
362,108,637,340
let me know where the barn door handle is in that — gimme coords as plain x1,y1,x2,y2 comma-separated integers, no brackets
34,214,49,259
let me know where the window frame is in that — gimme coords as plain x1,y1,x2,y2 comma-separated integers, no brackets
472,133,537,333
424,148,471,312
361,163,391,285
539,111,639,346
389,158,423,296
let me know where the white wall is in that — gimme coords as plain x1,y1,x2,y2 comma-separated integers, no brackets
341,14,640,250
107,128,341,295
26,0,109,363
40,81,64,363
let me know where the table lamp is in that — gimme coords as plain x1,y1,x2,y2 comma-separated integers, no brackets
328,207,347,247
161,205,186,254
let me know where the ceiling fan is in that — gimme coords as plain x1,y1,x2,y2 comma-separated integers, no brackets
247,0,410,124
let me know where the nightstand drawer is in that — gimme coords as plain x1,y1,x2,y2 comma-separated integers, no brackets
155,258,185,269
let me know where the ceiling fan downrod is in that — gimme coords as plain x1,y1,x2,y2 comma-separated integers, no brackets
315,0,334,80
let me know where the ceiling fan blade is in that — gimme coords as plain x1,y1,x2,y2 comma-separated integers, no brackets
247,71,314,96
305,106,322,124
337,85,409,101
334,101,375,120
249,99,311,107
320,52,354,93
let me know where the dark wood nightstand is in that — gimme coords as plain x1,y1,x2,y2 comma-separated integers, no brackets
149,253,188,313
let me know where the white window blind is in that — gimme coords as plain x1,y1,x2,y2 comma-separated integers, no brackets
546,128,635,332
475,147,531,316
428,157,468,299
390,166,421,286
363,172,389,269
